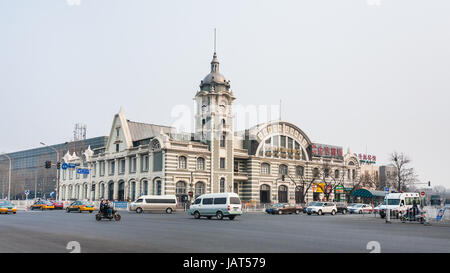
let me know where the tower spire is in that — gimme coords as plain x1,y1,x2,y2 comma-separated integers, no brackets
214,28,216,53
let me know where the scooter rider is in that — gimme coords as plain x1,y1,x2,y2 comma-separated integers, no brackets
105,200,113,217
99,199,106,215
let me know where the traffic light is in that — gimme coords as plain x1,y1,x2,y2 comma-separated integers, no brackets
45,161,51,169
428,181,431,187
56,162,61,169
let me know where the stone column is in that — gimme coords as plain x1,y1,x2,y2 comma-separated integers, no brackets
113,181,119,201
136,180,141,198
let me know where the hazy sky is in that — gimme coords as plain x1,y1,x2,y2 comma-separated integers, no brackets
1,0,449,187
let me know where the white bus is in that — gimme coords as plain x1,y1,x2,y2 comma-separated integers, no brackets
129,195,178,214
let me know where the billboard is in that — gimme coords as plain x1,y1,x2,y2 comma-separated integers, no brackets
312,143,343,159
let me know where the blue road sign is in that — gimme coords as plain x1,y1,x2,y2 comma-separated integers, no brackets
25,190,29,195
384,187,389,194
76,168,90,175
68,163,77,168
61,163,68,170
50,192,55,197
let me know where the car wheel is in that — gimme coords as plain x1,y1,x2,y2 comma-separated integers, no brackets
342,209,347,214
136,207,143,214
278,210,282,215
13,212,16,214
40,207,43,211
166,208,173,214
194,211,200,219
317,210,322,216
95,214,102,221
331,210,336,215
358,210,362,214
66,208,70,213
229,216,235,220
114,214,121,221
79,209,82,213
216,211,224,220
89,210,93,213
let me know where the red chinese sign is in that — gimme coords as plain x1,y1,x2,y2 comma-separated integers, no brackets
357,153,376,163
312,143,343,159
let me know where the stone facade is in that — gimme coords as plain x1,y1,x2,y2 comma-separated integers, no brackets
59,52,361,205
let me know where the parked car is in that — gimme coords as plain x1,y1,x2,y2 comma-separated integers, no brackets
0,200,17,214
373,204,385,214
265,203,302,215
306,202,337,215
188,192,242,220
30,200,54,210
349,203,373,214
334,202,348,214
129,195,178,214
48,200,64,210
66,201,95,213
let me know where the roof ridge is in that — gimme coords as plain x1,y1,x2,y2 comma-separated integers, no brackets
127,120,174,129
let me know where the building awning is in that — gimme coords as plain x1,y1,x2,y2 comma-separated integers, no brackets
351,189,386,198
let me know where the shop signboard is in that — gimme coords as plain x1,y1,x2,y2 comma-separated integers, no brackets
335,185,344,193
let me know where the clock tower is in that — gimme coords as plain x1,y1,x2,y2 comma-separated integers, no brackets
194,52,235,193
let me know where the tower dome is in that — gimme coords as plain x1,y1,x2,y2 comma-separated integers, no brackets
200,52,231,93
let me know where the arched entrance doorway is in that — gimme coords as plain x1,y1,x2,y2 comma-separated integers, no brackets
278,185,288,203
260,184,271,203
295,186,304,204
107,181,114,200
118,180,125,201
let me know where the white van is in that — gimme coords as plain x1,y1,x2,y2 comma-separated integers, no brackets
383,192,420,213
188,192,242,220
129,195,178,214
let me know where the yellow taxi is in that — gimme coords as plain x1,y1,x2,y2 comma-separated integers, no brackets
0,200,17,214
30,200,55,210
66,201,95,213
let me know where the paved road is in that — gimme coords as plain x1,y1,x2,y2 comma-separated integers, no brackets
0,210,449,253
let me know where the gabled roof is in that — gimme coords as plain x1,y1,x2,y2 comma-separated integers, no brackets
126,120,175,142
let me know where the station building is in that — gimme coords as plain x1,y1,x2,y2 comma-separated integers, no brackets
59,52,361,205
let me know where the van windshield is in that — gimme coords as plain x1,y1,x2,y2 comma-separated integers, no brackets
230,197,241,204
386,199,400,205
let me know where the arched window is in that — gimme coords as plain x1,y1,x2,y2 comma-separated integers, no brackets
296,166,304,177
220,132,226,147
178,156,187,169
176,181,187,203
261,163,270,174
151,139,161,150
335,169,340,179
278,185,288,203
141,180,148,195
279,164,288,175
260,184,271,203
195,182,205,198
176,181,186,195
324,168,330,178
220,178,225,193
197,157,205,170
313,168,320,178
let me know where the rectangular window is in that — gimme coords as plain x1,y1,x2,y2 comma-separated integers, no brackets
141,155,149,172
153,152,163,172
213,198,226,205
120,159,125,174
288,137,293,149
116,144,119,152
110,161,115,175
220,133,226,148
280,136,286,148
129,157,137,173
273,136,279,147
230,197,241,204
202,198,213,205
220,158,226,169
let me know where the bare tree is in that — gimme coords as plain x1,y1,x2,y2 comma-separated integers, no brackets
389,152,418,192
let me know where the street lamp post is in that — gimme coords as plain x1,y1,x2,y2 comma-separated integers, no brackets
1,153,12,200
40,142,60,201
